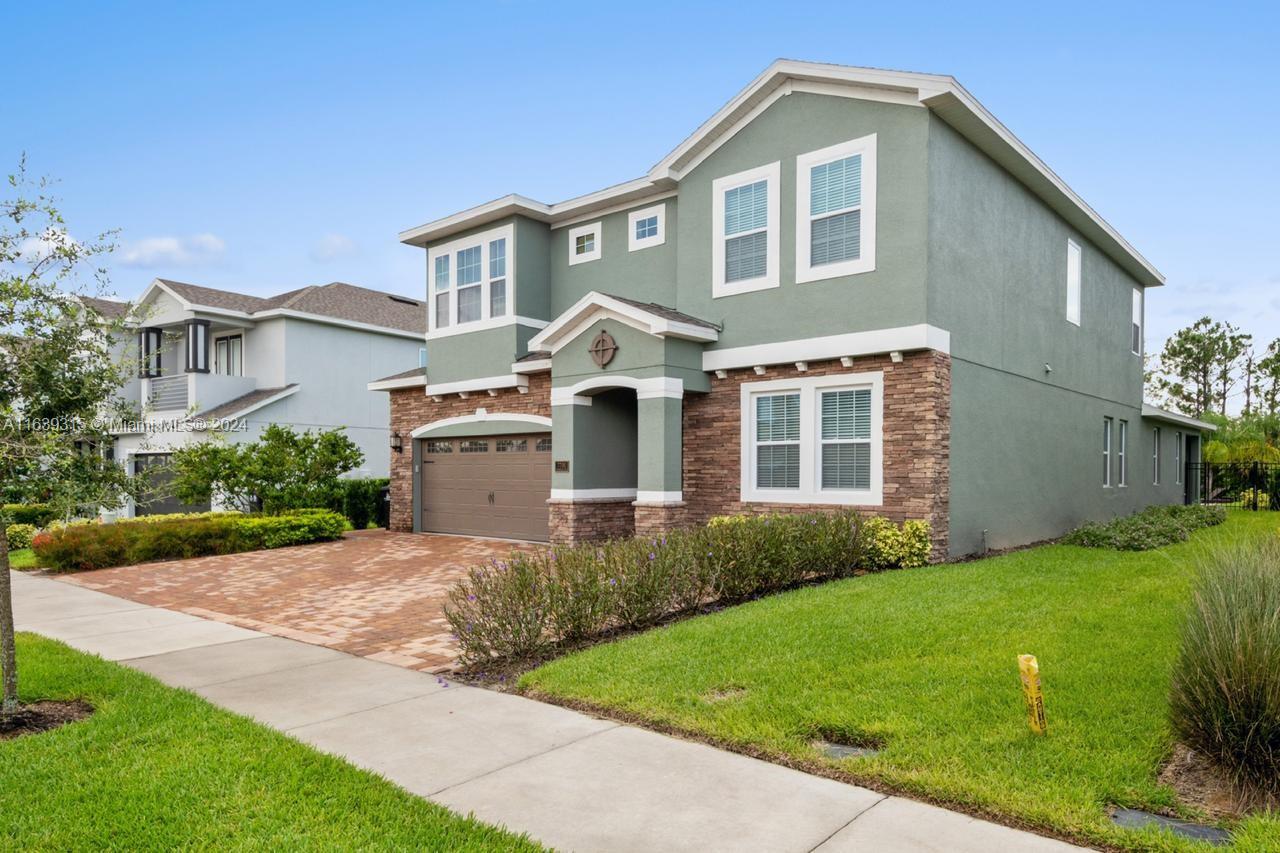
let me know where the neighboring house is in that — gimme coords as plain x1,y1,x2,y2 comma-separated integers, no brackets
93,279,425,516
371,60,1214,559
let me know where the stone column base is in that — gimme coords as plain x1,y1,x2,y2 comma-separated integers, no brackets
548,499,636,544
632,501,690,539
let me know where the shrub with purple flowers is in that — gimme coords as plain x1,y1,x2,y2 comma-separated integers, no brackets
445,510,930,665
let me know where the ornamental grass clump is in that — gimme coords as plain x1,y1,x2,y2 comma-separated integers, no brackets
1169,537,1280,801
446,509,927,665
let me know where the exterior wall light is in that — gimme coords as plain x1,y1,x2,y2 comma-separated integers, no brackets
390,432,403,453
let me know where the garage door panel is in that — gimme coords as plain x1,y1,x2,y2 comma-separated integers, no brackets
420,432,551,541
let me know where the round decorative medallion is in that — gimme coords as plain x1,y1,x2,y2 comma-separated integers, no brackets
589,330,618,368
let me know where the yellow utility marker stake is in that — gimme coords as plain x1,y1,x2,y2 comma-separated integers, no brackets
1018,654,1047,735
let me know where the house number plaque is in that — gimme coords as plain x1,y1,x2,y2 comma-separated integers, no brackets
589,330,618,367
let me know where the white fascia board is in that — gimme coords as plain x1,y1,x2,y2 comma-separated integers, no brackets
551,376,683,406
424,373,528,397
255,308,424,340
367,374,428,392
529,291,717,353
1141,404,1218,432
205,385,300,421
702,325,950,372
426,315,548,342
511,359,552,374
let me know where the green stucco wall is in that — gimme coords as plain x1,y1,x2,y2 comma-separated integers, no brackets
926,115,1183,555
550,318,708,392
681,92,930,349
426,325,526,384
549,201,678,315
552,389,638,491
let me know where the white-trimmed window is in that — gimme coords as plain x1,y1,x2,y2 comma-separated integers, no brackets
1175,431,1183,485
427,223,514,334
628,203,666,252
1131,287,1143,355
740,371,883,505
1117,419,1128,487
214,334,242,377
796,134,877,283
1103,417,1113,487
1152,427,1161,485
568,221,601,265
712,161,780,298
1066,239,1081,326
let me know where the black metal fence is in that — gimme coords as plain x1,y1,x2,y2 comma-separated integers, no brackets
1186,461,1280,510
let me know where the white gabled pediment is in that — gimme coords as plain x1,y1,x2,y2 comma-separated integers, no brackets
527,291,718,355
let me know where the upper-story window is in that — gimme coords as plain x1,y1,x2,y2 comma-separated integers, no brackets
628,203,666,252
1066,239,1081,326
796,134,877,283
214,334,242,376
712,161,779,298
1131,287,1143,355
568,222,601,265
427,223,514,334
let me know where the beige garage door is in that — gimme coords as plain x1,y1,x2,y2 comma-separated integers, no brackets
419,433,552,541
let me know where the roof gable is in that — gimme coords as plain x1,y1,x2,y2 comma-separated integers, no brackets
528,291,719,354
399,59,1162,287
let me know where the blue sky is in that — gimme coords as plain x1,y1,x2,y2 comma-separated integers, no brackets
9,1,1279,359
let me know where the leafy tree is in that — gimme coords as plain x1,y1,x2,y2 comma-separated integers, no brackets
1256,340,1280,418
170,424,364,514
1,159,140,718
1153,317,1250,417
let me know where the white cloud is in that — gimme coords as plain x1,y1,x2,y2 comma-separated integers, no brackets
310,232,357,263
16,228,79,264
119,233,225,268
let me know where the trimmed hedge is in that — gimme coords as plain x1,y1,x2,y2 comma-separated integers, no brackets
6,523,37,551
1,503,56,527
1062,504,1226,551
445,511,932,665
1170,537,1280,799
31,509,346,572
328,478,389,529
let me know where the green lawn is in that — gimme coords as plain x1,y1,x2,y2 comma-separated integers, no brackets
2,635,539,851
7,548,37,570
522,511,1280,851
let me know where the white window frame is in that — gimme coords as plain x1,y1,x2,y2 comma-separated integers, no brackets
568,221,601,265
1117,419,1128,487
1131,287,1143,355
739,371,884,505
627,203,666,252
796,134,877,283
1103,417,1113,487
1153,426,1161,485
712,160,780,298
213,332,244,377
426,223,515,334
1175,431,1183,485
1066,239,1082,326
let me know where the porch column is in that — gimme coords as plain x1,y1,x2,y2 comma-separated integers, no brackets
634,394,689,537
547,395,637,543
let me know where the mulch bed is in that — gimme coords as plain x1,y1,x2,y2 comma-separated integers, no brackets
1159,742,1277,819
0,700,94,741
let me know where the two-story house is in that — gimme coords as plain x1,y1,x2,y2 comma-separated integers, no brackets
371,60,1213,559
93,278,425,516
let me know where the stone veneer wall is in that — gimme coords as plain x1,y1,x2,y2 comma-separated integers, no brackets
387,351,951,559
682,351,951,561
548,499,636,544
386,372,551,533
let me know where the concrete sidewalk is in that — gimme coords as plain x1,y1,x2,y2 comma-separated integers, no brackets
11,570,1084,853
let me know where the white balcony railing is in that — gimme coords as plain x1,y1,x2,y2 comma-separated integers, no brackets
147,374,188,411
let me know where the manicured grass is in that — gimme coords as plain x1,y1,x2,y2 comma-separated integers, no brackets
7,548,38,570
523,511,1280,851
1,635,540,851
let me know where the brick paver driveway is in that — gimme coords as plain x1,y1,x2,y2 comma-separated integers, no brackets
58,530,535,671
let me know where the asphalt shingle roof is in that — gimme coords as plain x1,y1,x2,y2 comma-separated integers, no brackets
158,279,426,334
603,293,719,330
194,385,297,421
